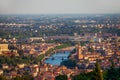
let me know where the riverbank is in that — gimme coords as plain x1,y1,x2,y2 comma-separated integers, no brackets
38,43,73,62
44,46,75,65
58,46,75,51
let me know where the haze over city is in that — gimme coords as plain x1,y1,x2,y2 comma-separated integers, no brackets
0,0,120,14
1,0,120,80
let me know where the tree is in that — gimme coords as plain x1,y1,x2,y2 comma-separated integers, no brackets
0,75,7,80
12,76,22,80
94,61,103,80
12,75,34,80
55,75,68,80
105,61,119,80
73,72,95,80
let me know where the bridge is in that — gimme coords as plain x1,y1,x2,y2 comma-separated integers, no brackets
55,46,75,53
42,46,75,60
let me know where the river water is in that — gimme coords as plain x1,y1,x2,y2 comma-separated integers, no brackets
45,51,70,65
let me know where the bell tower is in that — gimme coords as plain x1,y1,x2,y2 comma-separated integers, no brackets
77,43,83,59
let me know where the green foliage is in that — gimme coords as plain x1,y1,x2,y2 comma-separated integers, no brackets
93,61,103,80
73,62,104,80
12,75,34,80
45,48,54,56
0,55,37,66
37,54,45,61
12,76,22,80
0,75,8,80
105,61,120,80
0,43,72,67
73,61,120,80
54,43,71,50
73,72,95,80
0,24,104,38
55,75,68,80
44,43,72,59
45,43,71,55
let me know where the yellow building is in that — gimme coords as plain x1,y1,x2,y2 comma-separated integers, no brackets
77,43,83,59
0,44,9,54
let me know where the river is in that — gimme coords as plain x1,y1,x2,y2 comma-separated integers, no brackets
45,51,70,65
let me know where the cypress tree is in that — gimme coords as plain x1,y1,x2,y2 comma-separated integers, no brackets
94,61,103,80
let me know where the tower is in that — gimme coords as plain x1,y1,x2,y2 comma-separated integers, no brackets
77,43,83,59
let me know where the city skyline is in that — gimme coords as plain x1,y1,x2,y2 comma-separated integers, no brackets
0,0,120,14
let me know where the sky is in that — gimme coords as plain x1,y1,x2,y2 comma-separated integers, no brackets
0,0,120,14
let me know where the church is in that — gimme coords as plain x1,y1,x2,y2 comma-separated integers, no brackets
76,43,101,62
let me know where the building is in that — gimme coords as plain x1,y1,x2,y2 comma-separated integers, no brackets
77,43,83,59
0,44,9,54
76,43,101,61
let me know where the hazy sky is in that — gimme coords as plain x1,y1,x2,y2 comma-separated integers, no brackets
0,0,120,14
